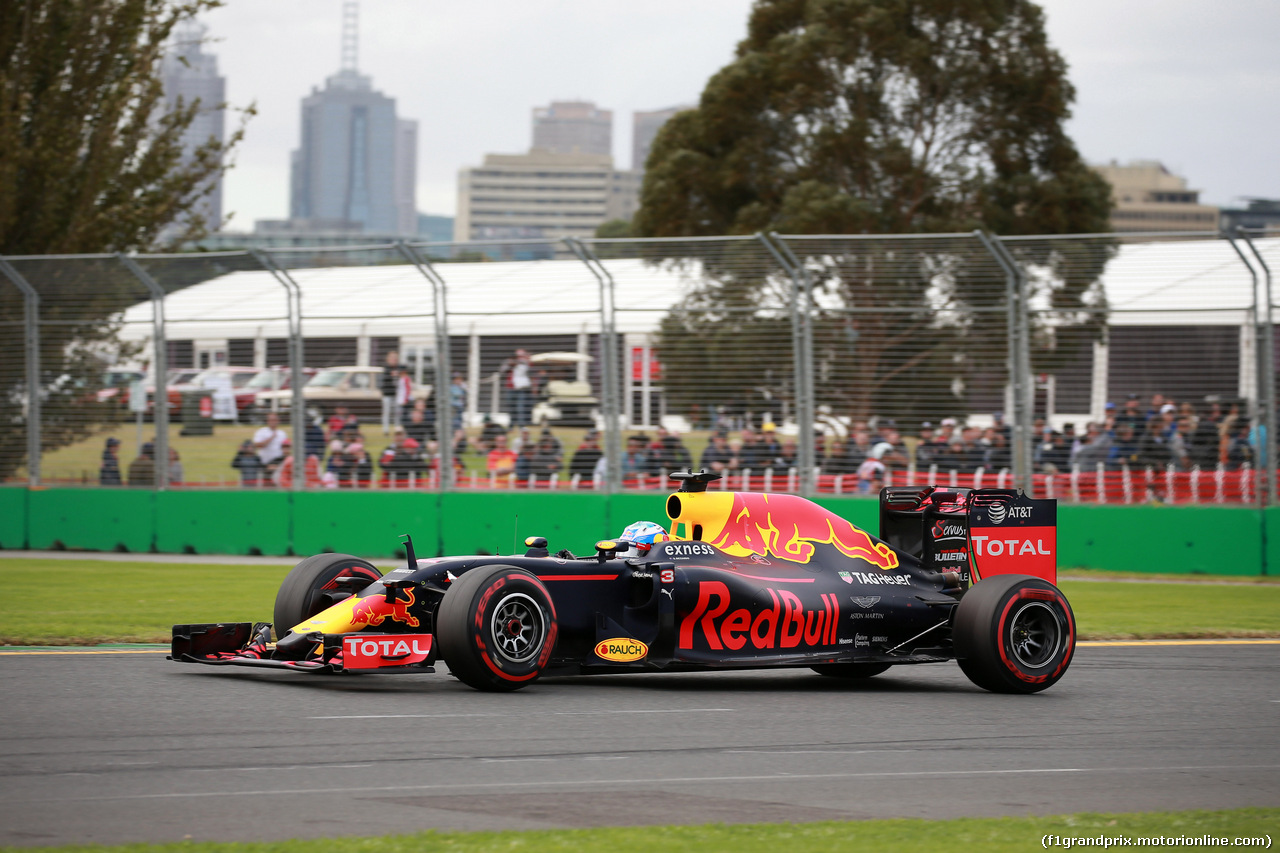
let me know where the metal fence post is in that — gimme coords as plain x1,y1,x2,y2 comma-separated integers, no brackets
396,241,454,487
565,238,620,492
761,234,815,496
1228,229,1274,507
0,258,41,486
116,254,169,489
250,249,305,489
974,232,1031,493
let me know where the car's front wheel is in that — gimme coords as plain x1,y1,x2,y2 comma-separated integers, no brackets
953,574,1075,694
437,565,558,691
273,553,382,638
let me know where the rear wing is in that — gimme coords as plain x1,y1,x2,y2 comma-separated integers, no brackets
967,489,1057,584
879,486,1057,585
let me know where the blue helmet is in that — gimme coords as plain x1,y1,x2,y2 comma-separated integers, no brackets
619,520,670,550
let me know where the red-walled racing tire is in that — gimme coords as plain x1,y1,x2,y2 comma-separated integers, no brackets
953,574,1075,694
437,565,558,692
811,663,892,679
274,553,382,637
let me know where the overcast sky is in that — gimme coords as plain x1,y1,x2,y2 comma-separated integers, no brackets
199,0,1280,229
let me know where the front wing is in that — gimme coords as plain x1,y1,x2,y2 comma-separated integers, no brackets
170,622,435,674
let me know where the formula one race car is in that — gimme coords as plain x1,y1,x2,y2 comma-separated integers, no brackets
171,471,1075,694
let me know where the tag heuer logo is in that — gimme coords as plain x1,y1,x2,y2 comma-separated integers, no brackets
988,503,1008,524
851,596,880,608
838,571,854,584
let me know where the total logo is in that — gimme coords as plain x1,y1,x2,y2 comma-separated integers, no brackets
340,634,432,669
986,504,1032,524
971,535,1051,557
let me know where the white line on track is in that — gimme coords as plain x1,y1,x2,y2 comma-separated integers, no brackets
480,756,629,763
186,763,375,773
18,764,1279,804
309,708,733,720
1077,639,1280,647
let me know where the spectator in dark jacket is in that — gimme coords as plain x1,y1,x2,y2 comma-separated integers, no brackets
1036,429,1071,473
127,441,156,487
757,425,783,468
232,439,265,486
99,437,122,486
700,434,736,474
1110,423,1140,468
652,433,693,474
305,411,327,460
1136,417,1171,469
529,435,563,480
1190,412,1221,468
568,431,602,480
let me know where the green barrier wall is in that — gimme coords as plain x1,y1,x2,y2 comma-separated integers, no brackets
155,491,292,556
27,488,154,553
294,491,439,558
0,488,27,550
0,488,1270,576
1058,504,1263,576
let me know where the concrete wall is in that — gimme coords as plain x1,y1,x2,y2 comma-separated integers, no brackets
0,488,1269,576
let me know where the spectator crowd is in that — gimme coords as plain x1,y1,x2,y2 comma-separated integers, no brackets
95,375,1263,493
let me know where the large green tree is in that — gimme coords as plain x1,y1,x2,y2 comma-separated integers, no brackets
637,0,1112,427
0,0,247,479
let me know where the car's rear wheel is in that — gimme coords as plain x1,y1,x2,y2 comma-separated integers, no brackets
437,565,558,692
953,574,1075,694
274,553,382,638
811,663,892,679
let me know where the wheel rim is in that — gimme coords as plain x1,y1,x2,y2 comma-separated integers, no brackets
1007,601,1062,669
490,592,545,664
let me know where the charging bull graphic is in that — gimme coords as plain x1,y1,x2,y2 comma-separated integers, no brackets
668,491,899,570
292,587,420,635
350,588,420,629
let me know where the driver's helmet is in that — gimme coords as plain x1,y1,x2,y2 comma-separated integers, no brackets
618,520,670,554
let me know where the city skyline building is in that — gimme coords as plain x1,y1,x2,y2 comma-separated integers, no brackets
286,1,417,235
161,21,226,234
1093,160,1219,233
455,149,638,244
532,100,612,156
632,105,690,172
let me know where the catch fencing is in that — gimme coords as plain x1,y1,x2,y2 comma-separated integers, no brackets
1,228,1276,505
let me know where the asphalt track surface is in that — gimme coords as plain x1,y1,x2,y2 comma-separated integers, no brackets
1,644,1277,847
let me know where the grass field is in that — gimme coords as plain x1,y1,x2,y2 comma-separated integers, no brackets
1,559,1277,645
0,808,1274,853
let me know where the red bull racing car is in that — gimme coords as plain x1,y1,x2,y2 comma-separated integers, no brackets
171,471,1075,694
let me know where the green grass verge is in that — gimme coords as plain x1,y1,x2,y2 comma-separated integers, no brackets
1062,568,1280,584
0,560,291,645
2,809,1275,853
1,560,1278,645
1059,578,1280,639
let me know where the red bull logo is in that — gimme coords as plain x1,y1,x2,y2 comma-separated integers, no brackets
349,589,420,629
678,581,841,651
670,491,898,569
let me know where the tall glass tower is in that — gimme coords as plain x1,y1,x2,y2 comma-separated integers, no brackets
288,1,417,235
161,21,226,233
